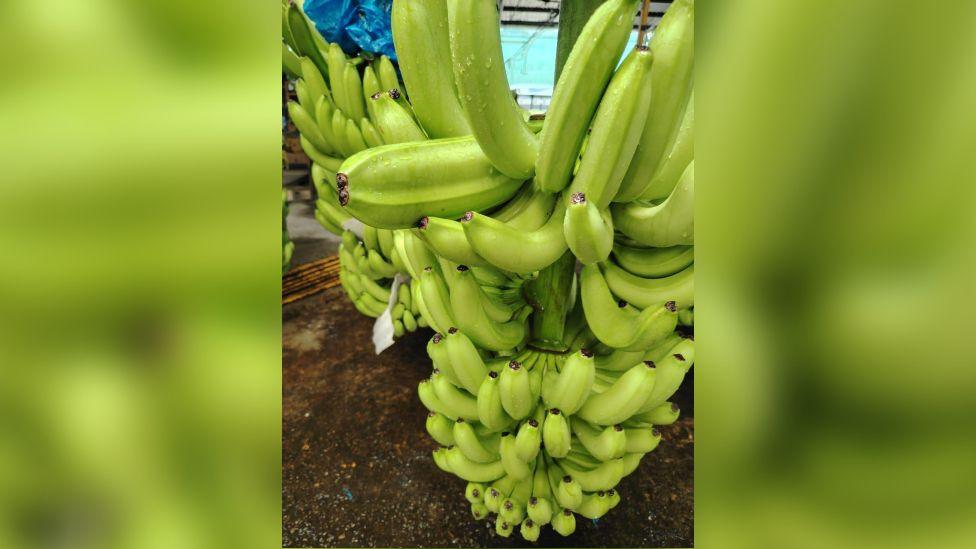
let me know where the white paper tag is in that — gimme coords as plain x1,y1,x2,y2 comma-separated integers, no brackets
341,217,365,239
372,273,409,354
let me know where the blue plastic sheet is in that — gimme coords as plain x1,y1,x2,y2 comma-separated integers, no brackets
303,0,396,61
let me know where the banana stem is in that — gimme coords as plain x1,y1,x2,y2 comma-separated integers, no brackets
524,251,576,351
637,0,652,47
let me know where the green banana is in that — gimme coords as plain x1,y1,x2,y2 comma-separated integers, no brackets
336,136,523,229
616,0,695,202
623,426,663,453
286,2,330,80
300,136,342,172
454,418,501,463
527,460,553,525
445,446,505,482
498,360,534,420
551,508,576,536
491,183,557,231
514,418,541,462
428,332,462,386
568,45,655,209
541,349,594,415
577,361,657,426
485,474,517,512
603,260,695,309
594,348,645,372
432,371,479,421
471,500,488,519
331,109,354,157
535,0,639,193
376,55,401,96
556,457,623,492
678,307,694,326
613,160,695,246
563,192,614,265
359,272,392,302
607,488,621,509
417,267,456,333
465,481,486,504
620,452,645,477
282,2,298,52
548,461,582,510
613,244,694,278
576,491,612,520
641,89,695,200
639,338,695,412
288,102,332,155
635,401,680,425
402,310,418,331
313,97,343,156
294,78,315,112
495,518,513,537
432,447,453,473
446,0,538,179
519,519,540,542
542,408,571,458
342,63,367,122
362,65,382,117
299,57,332,106
414,216,491,268
326,43,351,116
344,118,367,154
391,0,470,138
461,198,568,274
359,118,384,148
580,263,678,350
498,434,533,480
282,43,302,79
571,418,627,461
449,266,527,351
442,329,489,394
476,371,514,432
426,412,456,446
418,378,450,417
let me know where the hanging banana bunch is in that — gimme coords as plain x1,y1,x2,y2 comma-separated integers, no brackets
287,0,696,539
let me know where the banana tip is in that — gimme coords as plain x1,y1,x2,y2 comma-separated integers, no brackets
388,88,401,100
448,326,458,334
417,217,430,229
617,299,628,308
456,265,469,272
508,360,521,370
580,348,594,358
432,333,443,344
528,419,538,428
571,192,586,204
674,353,686,361
644,360,655,367
461,211,474,222
665,300,677,312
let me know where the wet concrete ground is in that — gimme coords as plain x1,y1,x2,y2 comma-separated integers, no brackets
282,287,694,548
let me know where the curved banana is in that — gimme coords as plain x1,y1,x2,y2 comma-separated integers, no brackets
449,266,527,351
343,118,367,154
441,329,488,394
615,0,695,202
465,481,486,504
491,183,557,231
418,378,450,417
431,372,479,421
547,460,582,510
314,97,344,156
556,457,623,492
341,63,366,122
535,0,640,193
285,2,330,80
362,65,381,119
300,136,342,172
571,418,627,461
576,361,656,425
615,159,694,247
498,434,532,481
519,519,540,542
446,0,538,179
370,90,428,144
636,402,680,425
569,46,655,208
294,78,315,113
444,446,505,482
461,198,568,274
594,347,645,372
282,43,302,79
642,89,695,200
432,447,453,473
514,418,541,462
359,118,384,148
494,518,513,538
541,408,571,458
391,0,470,138
607,488,621,509
336,136,523,229
299,57,331,105
541,349,595,415
498,360,534,420
416,267,455,334
330,109,354,157
563,192,614,265
604,260,695,309
623,425,663,453
527,459,554,525
484,474,516,513
426,412,456,446
287,102,332,155
581,263,679,350
476,371,514,432
613,244,694,278
454,418,501,463
639,337,695,412
413,216,491,268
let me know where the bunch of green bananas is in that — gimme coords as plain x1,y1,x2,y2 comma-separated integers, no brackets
337,229,431,336
284,0,697,538
282,189,294,275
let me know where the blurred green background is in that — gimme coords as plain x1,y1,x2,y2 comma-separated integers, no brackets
1,0,975,548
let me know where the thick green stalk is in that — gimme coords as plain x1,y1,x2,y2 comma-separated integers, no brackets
554,0,611,82
525,251,576,351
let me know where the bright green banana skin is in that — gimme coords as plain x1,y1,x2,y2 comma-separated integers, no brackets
337,137,523,229
391,0,471,138
641,89,695,200
568,46,655,209
616,0,695,202
580,263,678,350
414,216,492,268
563,193,614,265
449,267,527,351
612,244,694,278
446,0,538,179
462,199,568,274
603,260,695,309
613,160,694,246
535,0,640,193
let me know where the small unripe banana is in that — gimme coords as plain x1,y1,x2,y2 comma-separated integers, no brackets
542,409,571,458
